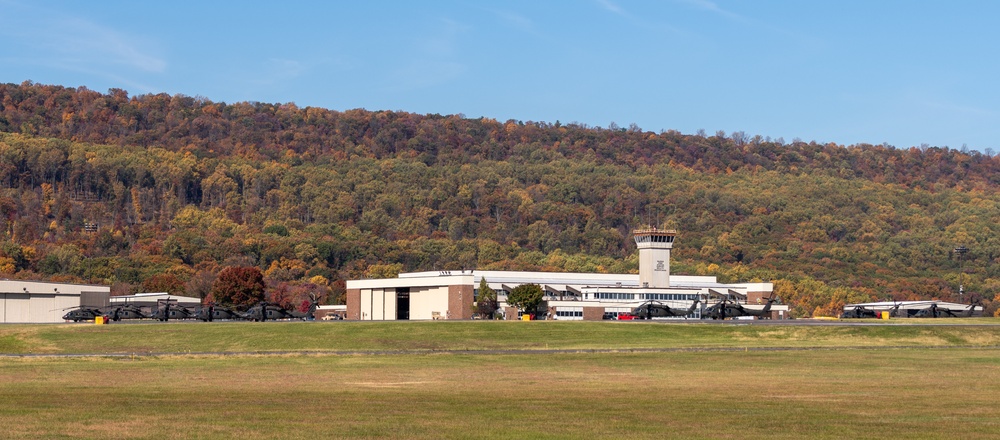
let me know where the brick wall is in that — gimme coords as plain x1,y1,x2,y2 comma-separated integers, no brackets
504,306,518,320
346,288,361,320
448,284,473,320
747,291,769,305
583,307,605,321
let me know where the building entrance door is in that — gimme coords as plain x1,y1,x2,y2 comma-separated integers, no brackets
396,288,410,320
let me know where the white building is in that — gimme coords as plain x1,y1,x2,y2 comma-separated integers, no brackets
347,228,784,321
0,280,110,323
110,292,202,308
842,300,983,318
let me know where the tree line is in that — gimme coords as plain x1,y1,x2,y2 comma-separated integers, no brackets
1,81,998,316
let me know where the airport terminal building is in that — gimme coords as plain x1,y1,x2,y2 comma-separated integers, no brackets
347,229,784,321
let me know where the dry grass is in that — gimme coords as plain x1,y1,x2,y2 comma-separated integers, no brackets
3,320,1000,355
2,321,1000,438
1,349,1000,439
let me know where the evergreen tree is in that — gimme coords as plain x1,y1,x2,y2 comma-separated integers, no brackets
475,277,498,319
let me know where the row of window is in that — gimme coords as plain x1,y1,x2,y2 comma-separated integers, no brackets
474,289,509,299
479,289,699,302
643,294,698,301
475,289,573,298
555,310,584,317
634,235,675,243
594,292,636,300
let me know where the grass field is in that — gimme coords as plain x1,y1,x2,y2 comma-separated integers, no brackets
3,320,1000,355
2,321,1000,439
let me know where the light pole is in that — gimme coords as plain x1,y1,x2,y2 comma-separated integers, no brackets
954,245,969,297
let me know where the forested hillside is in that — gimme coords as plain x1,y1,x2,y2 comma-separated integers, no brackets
1,81,998,316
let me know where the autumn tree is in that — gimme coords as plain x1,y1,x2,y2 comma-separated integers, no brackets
506,283,543,317
3,83,1000,317
365,263,402,279
142,273,185,295
185,269,217,301
210,266,266,307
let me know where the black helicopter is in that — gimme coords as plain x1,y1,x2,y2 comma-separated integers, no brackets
241,296,319,321
888,300,904,318
731,294,779,319
704,294,779,320
61,292,323,323
912,300,983,318
702,299,733,320
631,299,700,319
105,303,151,321
840,299,984,319
61,306,106,322
241,302,283,321
195,303,243,321
840,305,879,319
150,300,197,321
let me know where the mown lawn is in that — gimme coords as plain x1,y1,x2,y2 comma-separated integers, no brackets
1,320,1000,355
1,321,999,439
1,349,999,439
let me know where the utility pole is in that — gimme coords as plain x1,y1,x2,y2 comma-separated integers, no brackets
954,245,969,298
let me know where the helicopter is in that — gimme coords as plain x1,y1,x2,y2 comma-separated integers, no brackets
912,300,984,318
704,294,779,320
58,304,146,322
840,299,985,319
241,302,292,321
195,303,244,321
105,303,151,321
241,295,320,321
61,306,105,322
731,294,779,319
632,299,700,319
291,295,320,320
702,298,734,320
888,300,905,318
150,300,197,321
840,305,879,319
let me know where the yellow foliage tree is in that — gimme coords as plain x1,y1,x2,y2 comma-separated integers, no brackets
365,263,403,279
0,256,15,274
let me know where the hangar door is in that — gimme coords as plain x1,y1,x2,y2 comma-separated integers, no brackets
359,288,398,320
2,294,29,323
358,288,413,320
408,286,450,320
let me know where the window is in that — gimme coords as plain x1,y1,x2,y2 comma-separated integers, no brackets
595,292,635,300
642,293,698,301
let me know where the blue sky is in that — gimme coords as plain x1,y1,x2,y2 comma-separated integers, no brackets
2,0,998,152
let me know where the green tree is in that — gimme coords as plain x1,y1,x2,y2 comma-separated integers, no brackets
209,266,266,307
38,244,82,276
475,277,498,319
507,283,543,316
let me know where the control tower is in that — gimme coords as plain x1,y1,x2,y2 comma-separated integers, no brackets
633,228,676,288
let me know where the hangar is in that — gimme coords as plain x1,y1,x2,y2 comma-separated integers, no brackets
0,280,111,323
842,300,983,318
111,292,202,308
347,228,785,321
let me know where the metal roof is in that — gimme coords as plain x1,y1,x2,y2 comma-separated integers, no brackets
845,300,976,310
